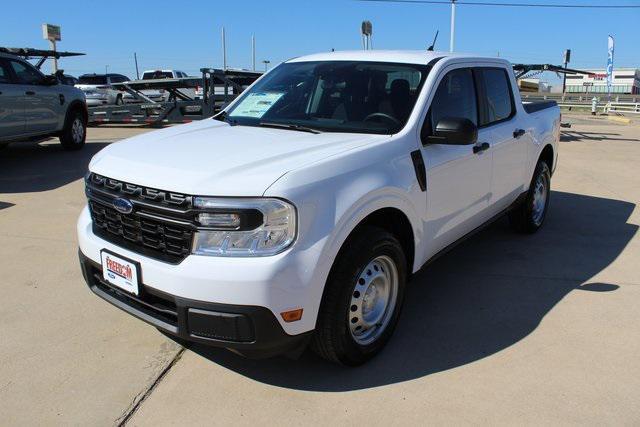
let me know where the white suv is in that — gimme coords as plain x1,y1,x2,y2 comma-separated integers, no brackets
75,73,131,106
78,51,559,365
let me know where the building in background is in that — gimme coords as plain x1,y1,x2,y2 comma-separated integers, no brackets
564,68,640,94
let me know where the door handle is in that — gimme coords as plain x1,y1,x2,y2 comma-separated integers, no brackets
473,142,490,154
25,91,36,95
513,128,526,138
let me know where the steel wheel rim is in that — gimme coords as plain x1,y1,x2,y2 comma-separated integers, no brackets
71,118,84,143
531,173,547,226
348,255,399,345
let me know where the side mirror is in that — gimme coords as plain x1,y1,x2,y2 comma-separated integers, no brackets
428,117,478,145
42,75,59,86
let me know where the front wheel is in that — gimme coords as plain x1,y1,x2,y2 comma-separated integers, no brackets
311,226,407,365
59,109,86,151
509,160,551,233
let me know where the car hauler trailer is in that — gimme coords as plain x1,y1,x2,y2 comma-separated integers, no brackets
87,68,261,126
0,47,85,70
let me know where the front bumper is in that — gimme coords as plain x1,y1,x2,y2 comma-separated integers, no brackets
79,251,311,358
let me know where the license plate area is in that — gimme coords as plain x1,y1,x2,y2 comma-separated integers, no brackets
101,250,140,295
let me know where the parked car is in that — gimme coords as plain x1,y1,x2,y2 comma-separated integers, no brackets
75,73,131,106
78,51,560,365
0,52,87,150
141,69,194,100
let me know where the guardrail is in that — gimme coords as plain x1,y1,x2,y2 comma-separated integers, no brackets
521,93,640,105
605,102,640,116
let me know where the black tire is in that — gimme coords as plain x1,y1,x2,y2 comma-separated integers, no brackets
59,108,86,151
509,160,551,233
311,226,407,366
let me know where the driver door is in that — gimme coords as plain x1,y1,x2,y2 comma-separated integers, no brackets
8,59,62,135
419,66,493,256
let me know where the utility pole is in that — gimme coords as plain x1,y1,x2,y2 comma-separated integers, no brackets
449,0,456,52
134,52,140,80
105,65,109,74
252,35,256,71
222,27,227,70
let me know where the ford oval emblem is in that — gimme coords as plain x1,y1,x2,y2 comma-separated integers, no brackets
113,198,133,214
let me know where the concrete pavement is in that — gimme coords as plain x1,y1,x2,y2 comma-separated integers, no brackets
1,117,639,425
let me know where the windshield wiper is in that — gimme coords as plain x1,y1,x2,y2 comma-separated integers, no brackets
214,111,238,126
258,121,322,134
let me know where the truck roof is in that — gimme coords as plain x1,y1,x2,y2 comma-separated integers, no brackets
288,50,508,66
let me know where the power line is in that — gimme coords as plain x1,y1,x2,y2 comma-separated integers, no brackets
358,0,640,8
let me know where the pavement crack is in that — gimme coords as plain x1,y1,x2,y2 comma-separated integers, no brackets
116,347,185,426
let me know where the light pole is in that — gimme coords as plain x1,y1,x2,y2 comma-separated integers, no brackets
262,60,270,72
449,0,456,52
252,35,256,71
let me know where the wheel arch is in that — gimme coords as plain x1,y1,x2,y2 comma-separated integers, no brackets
63,100,88,129
539,143,555,175
321,192,422,276
348,208,415,275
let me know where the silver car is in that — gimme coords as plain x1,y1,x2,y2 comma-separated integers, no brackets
75,73,131,106
0,52,87,150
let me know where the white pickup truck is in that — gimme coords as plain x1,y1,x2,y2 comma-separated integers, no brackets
78,51,559,365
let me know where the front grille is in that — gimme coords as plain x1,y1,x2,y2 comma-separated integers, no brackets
86,174,195,263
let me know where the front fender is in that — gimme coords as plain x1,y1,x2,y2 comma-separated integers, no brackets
320,188,423,272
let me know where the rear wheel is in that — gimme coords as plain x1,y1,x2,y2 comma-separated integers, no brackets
509,160,551,233
59,108,86,151
311,226,407,365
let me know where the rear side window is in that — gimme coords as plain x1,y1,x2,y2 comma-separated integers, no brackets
79,76,107,85
110,75,129,83
477,68,514,126
143,71,172,79
429,68,478,131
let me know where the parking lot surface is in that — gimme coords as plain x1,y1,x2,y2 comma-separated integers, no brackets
1,116,639,425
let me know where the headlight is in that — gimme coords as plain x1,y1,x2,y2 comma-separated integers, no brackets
191,197,296,257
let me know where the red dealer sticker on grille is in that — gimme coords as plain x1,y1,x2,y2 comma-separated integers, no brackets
101,251,139,295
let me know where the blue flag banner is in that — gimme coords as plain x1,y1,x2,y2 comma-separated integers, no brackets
607,35,615,99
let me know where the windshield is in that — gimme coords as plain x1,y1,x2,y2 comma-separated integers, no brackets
79,76,107,85
223,61,430,134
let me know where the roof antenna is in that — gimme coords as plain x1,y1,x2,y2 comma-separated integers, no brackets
427,30,439,51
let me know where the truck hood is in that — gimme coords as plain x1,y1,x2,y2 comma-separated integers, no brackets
89,119,384,196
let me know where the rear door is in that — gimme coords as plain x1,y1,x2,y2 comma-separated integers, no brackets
419,66,493,255
475,67,528,211
0,58,25,139
8,59,62,134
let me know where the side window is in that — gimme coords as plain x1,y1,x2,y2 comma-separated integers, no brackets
9,60,44,85
477,68,514,126
428,68,477,134
0,59,13,84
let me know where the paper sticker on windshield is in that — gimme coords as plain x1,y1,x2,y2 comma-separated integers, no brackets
232,92,284,118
